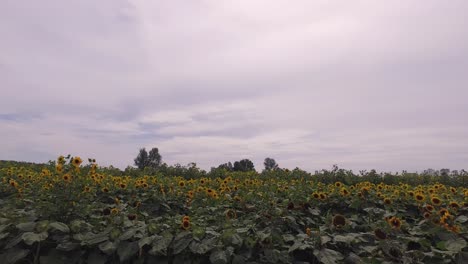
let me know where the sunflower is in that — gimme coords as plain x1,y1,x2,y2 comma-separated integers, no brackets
388,217,402,229
319,193,327,200
119,183,127,189
58,155,65,163
110,208,119,215
133,201,141,208
181,219,191,230
56,164,63,173
425,204,434,211
335,182,342,188
182,215,190,222
72,156,82,167
312,192,320,199
431,196,441,206
438,208,448,217
9,180,18,188
415,193,425,202
374,228,387,240
423,212,431,219
384,198,392,205
178,180,185,187
84,186,91,192
102,187,109,193
127,214,137,221
103,208,111,215
449,201,460,210
340,188,350,196
62,174,72,182
332,214,346,228
306,227,311,237
225,209,237,220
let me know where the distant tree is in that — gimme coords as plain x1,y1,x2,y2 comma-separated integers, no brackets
263,157,278,171
218,162,234,171
134,148,149,170
233,159,255,172
148,147,162,169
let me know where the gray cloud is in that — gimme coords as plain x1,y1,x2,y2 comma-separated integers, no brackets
1,0,468,172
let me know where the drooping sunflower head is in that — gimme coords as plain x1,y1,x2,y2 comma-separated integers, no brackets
127,214,137,221
332,214,346,228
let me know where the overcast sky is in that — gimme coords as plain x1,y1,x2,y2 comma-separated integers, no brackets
1,0,468,172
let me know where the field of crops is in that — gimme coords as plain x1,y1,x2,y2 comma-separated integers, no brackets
0,156,467,264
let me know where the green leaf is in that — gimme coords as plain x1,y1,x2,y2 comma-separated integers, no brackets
314,248,344,264
119,228,137,241
117,241,139,262
455,215,468,224
0,232,10,240
98,241,118,255
172,231,193,255
189,237,217,254
0,248,29,264
138,235,155,248
210,250,228,264
21,231,48,245
446,238,467,253
16,222,35,232
49,222,70,233
149,233,173,256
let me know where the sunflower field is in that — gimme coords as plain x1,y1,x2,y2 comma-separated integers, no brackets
0,156,467,264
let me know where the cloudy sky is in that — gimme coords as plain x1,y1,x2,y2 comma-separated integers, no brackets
1,0,468,172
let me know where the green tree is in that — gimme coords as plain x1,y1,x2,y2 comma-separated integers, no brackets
148,147,162,169
134,148,149,170
263,157,278,171
233,159,255,172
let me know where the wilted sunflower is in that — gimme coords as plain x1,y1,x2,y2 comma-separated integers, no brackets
72,156,82,167
374,228,387,240
332,214,346,228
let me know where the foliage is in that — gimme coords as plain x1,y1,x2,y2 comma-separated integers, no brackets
263,158,279,171
0,156,467,263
